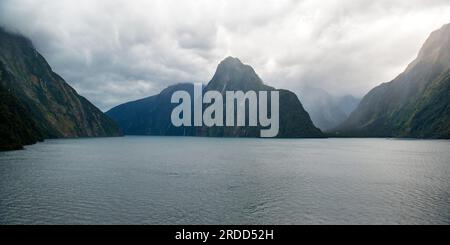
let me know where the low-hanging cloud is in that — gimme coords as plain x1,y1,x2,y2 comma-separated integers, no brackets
1,0,449,110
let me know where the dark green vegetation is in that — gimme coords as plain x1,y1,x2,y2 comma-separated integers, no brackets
0,28,121,151
0,84,43,150
336,23,450,139
404,70,450,138
107,57,323,138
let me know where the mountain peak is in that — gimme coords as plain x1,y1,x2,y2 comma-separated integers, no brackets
216,56,253,74
107,57,323,138
207,56,265,91
219,56,244,66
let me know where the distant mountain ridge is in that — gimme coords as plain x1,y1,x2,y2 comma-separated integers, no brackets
107,57,324,138
336,23,450,138
0,27,121,150
299,86,360,131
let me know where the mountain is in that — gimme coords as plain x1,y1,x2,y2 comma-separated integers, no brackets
338,95,362,116
0,84,43,150
336,23,450,138
0,28,121,150
299,86,360,131
106,83,198,136
107,57,323,138
404,69,450,138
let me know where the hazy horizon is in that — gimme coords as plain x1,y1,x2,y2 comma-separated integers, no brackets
1,0,450,111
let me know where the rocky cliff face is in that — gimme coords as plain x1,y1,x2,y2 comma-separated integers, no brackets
108,57,323,138
336,23,450,138
0,28,121,150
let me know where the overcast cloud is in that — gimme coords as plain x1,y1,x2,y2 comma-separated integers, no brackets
1,0,450,110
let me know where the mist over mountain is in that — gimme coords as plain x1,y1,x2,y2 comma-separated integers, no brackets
107,57,323,138
1,1,449,111
299,87,360,131
2,18,449,148
336,23,450,138
0,28,121,150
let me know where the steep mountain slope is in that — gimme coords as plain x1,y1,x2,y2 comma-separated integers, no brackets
107,57,323,138
0,84,43,151
403,69,450,138
0,28,121,150
337,23,450,138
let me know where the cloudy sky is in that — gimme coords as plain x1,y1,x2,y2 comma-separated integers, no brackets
1,0,450,111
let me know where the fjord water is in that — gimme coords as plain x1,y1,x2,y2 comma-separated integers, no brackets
0,137,449,225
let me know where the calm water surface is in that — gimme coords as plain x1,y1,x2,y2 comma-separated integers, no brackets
0,136,449,224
